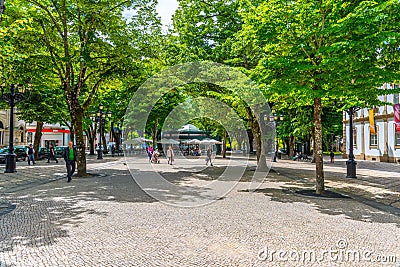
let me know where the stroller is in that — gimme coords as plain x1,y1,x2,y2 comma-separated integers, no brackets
151,150,160,163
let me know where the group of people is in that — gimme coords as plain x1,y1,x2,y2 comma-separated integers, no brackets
292,151,306,161
146,145,175,165
291,151,335,163
25,142,77,183
146,145,214,166
25,143,58,165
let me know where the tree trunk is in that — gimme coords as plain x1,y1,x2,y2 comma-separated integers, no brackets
314,97,324,194
152,118,158,148
284,139,289,155
68,124,75,144
247,129,253,154
289,135,295,159
222,129,227,158
311,125,316,163
246,106,268,170
73,108,87,176
306,135,311,155
245,107,262,161
116,129,121,151
33,121,43,160
102,128,108,154
253,124,262,162
0,0,5,25
237,135,243,151
85,123,96,155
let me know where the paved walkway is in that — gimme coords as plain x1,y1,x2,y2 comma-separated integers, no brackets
0,155,399,266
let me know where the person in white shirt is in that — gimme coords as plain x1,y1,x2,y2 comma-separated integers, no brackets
167,146,174,165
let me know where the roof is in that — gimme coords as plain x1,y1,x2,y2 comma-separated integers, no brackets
178,124,200,132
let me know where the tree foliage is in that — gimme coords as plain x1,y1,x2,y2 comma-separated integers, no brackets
235,0,400,193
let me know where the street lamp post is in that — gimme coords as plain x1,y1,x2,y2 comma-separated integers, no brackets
346,106,360,178
90,105,111,160
0,79,31,173
269,111,284,162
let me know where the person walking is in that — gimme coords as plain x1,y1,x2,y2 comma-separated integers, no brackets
147,145,153,162
111,144,116,157
62,141,77,183
330,150,335,163
47,144,58,163
205,147,213,166
167,146,174,165
26,144,35,165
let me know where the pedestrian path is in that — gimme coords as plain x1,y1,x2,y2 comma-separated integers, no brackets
0,154,399,266
0,156,121,194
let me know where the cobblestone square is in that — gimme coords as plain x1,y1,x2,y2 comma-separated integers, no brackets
0,156,399,266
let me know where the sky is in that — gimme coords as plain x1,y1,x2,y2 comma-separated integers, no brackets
122,0,179,31
156,0,179,29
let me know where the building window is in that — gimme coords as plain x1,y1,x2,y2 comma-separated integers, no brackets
370,133,378,147
395,132,400,147
369,125,378,148
353,127,357,148
394,84,400,104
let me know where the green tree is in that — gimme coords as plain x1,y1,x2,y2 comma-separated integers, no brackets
237,0,399,194
4,0,160,175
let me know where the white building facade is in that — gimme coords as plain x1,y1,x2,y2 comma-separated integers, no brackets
343,83,400,163
25,122,71,147
0,108,71,148
0,110,27,147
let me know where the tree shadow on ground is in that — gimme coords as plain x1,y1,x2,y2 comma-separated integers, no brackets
240,172,400,228
0,164,235,251
274,165,400,214
0,168,157,252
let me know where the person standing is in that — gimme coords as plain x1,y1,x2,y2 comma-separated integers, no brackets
167,146,174,165
26,144,35,165
47,144,58,163
206,147,213,166
62,141,77,183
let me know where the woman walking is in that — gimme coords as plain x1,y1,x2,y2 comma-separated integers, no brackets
206,147,213,166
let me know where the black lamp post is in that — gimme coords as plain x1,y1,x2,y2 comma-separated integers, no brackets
346,106,360,178
0,79,31,173
90,105,111,160
269,110,284,162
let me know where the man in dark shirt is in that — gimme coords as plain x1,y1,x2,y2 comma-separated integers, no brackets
47,144,58,163
62,141,77,182
26,144,35,165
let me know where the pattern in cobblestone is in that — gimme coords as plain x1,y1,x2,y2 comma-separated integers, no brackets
0,157,399,266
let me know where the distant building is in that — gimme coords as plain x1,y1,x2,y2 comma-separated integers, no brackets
161,124,211,141
0,109,71,148
343,83,400,163
0,110,26,147
25,122,71,147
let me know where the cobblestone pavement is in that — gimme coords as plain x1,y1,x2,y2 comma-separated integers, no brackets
0,155,400,266
272,156,400,210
